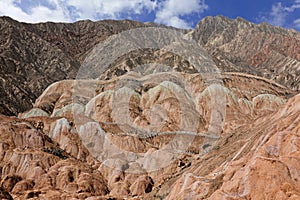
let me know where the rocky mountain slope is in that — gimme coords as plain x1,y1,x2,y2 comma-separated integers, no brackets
0,15,299,199
0,16,158,115
191,16,300,91
0,15,299,116
0,70,299,199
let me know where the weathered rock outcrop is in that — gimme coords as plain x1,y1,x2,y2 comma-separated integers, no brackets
167,94,300,200
0,16,299,200
0,16,299,116
13,69,295,199
0,115,109,199
0,16,155,115
191,16,300,91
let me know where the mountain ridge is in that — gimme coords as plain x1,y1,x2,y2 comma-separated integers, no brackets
191,15,300,91
1,15,299,115
0,15,299,199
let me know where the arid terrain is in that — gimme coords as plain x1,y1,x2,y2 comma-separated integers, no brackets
0,16,299,199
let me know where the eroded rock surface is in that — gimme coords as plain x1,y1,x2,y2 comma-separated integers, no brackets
191,16,300,91
1,15,299,116
0,16,160,115
167,94,300,200
0,16,299,200
3,68,295,199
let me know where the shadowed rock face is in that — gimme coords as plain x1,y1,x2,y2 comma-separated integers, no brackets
0,16,299,199
0,16,156,115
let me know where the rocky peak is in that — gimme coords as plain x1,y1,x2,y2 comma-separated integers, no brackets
191,15,300,91
193,15,297,45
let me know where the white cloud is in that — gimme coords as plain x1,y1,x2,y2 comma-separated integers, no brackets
285,1,300,12
0,0,158,23
155,0,208,29
294,18,300,28
0,0,208,28
0,0,29,21
66,0,157,20
269,2,287,26
261,0,300,28
0,0,71,23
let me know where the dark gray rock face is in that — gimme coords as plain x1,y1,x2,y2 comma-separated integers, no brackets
0,16,150,115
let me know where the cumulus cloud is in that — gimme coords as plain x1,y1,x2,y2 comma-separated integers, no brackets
261,0,300,29
0,0,207,28
155,0,208,29
0,0,71,23
66,0,158,20
0,0,157,23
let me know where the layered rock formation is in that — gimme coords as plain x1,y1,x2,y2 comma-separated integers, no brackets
191,16,300,91
0,16,160,115
0,16,299,199
1,68,297,199
167,93,300,200
1,15,299,116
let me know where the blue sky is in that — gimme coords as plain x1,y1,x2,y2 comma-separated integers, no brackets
0,0,299,31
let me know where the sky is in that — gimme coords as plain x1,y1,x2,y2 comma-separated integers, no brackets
0,0,299,31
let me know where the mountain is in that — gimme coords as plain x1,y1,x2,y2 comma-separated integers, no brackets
0,16,155,115
192,16,300,91
0,15,299,199
0,15,299,116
